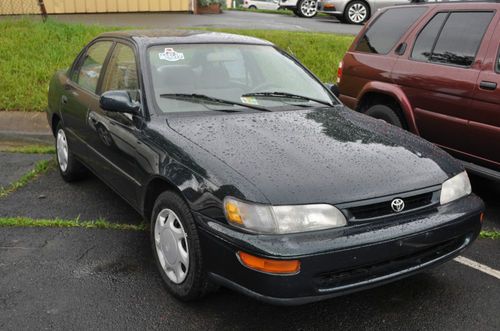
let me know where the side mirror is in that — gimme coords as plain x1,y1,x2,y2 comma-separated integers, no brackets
325,83,340,98
100,90,140,115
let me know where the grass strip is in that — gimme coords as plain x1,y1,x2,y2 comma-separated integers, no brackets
0,216,146,231
0,145,55,154
480,230,500,240
0,158,54,198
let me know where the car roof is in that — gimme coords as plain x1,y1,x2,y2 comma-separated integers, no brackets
97,29,274,46
398,1,500,10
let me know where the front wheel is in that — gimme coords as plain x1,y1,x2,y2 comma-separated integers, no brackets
151,191,217,301
344,1,369,24
296,0,318,18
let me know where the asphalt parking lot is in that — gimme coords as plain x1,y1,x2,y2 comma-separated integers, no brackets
0,151,499,330
18,10,363,35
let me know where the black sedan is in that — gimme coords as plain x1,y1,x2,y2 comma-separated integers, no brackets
46,30,484,305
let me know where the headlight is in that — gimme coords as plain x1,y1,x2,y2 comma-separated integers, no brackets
440,171,472,205
223,197,347,234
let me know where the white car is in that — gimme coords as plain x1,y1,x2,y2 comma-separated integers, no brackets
243,0,280,10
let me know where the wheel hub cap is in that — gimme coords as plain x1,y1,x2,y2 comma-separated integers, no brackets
349,3,367,23
154,209,189,284
56,129,68,172
301,0,317,17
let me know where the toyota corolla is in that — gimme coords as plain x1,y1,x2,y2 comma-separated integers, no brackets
46,30,484,305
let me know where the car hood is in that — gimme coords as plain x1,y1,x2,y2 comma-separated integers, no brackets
167,107,460,205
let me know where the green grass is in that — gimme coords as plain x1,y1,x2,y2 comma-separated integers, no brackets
0,158,54,198
480,230,500,240
0,216,146,231
0,19,353,112
0,19,126,112
0,144,55,154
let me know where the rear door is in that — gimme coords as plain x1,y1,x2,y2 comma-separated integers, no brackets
61,40,113,163
468,18,500,169
392,10,495,155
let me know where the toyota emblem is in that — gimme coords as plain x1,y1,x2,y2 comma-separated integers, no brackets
391,198,405,213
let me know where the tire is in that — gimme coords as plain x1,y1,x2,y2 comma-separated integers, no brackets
296,0,318,18
55,123,87,182
344,1,369,24
151,191,217,301
248,5,257,9
365,104,404,128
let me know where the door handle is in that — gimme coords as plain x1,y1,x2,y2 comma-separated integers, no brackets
61,95,68,104
479,81,497,90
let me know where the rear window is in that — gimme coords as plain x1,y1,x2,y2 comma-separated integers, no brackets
355,7,427,55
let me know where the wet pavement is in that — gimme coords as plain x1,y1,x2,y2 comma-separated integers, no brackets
0,153,499,330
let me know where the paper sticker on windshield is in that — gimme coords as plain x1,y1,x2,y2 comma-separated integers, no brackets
159,48,184,62
240,97,259,105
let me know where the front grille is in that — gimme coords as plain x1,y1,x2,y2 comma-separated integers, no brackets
348,192,435,220
314,235,467,290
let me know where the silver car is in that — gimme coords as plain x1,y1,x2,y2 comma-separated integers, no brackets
317,0,412,24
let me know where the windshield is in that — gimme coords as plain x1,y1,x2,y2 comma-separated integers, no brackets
147,44,337,113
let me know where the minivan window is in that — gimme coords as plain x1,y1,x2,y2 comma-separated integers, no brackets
76,41,113,93
411,13,448,62
355,7,427,55
431,11,494,67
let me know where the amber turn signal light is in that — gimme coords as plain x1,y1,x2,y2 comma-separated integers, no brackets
480,212,484,223
237,251,300,275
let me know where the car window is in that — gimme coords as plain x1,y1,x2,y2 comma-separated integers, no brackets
411,12,448,62
496,46,500,73
431,11,494,67
101,43,139,94
148,44,335,113
76,41,113,93
355,7,427,55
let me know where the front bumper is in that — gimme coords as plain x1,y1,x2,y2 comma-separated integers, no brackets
195,194,483,305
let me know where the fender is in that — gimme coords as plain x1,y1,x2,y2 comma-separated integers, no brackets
357,81,420,135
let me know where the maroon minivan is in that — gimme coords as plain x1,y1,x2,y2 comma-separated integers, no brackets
337,2,500,180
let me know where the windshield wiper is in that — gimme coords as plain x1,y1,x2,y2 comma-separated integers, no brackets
159,93,271,112
242,91,335,107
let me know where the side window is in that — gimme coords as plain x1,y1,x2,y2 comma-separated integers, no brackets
496,46,500,73
101,43,139,94
431,12,494,67
411,13,447,62
355,7,427,55
76,41,113,93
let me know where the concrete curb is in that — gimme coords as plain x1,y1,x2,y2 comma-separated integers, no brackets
0,111,52,144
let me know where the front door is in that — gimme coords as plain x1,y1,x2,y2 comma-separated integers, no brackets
86,42,145,207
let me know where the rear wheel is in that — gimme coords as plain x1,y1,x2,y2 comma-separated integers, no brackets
296,0,318,18
151,191,217,301
55,123,87,182
344,1,369,24
248,5,257,9
365,104,404,128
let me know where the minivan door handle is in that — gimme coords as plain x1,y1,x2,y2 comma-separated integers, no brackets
479,81,497,90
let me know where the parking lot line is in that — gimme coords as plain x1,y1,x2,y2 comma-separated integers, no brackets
454,256,500,280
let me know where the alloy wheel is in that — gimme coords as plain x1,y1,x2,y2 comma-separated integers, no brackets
348,3,367,24
300,0,317,18
154,208,190,284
